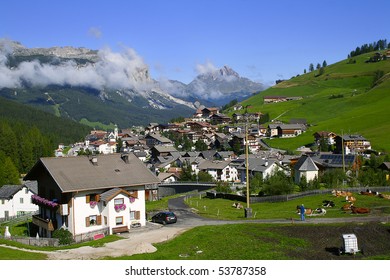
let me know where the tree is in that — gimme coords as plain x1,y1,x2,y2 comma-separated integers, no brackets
197,171,214,182
321,169,347,188
195,140,208,151
0,121,19,168
250,173,263,195
261,171,294,195
309,63,314,72
0,151,20,186
179,164,194,181
322,60,327,68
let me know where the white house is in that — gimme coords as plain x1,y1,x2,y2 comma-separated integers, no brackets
294,155,319,184
24,153,160,238
237,157,285,182
198,160,238,182
0,182,39,220
157,172,180,183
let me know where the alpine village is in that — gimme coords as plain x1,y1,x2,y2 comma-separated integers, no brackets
1,39,390,260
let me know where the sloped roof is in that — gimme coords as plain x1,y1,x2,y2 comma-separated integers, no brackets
0,182,38,199
0,185,23,199
157,172,179,181
236,158,279,173
146,133,173,143
311,153,356,168
24,153,160,193
152,145,178,153
99,187,133,203
198,160,231,170
294,156,319,171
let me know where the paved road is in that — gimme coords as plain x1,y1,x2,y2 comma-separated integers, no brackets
166,196,390,227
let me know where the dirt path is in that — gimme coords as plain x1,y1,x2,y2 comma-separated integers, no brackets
46,225,191,260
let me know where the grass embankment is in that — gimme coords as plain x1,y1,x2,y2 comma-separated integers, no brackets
231,51,390,152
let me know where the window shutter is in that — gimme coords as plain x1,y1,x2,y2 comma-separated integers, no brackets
133,191,138,199
97,215,102,225
86,195,90,203
135,211,141,219
85,217,90,227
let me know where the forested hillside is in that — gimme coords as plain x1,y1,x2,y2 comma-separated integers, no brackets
0,97,91,185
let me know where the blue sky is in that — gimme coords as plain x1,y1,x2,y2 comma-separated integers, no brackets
2,0,390,86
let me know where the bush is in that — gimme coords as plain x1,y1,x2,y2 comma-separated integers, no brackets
52,228,74,245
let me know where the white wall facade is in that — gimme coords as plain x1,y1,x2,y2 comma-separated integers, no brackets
295,170,318,184
0,187,38,219
66,188,146,236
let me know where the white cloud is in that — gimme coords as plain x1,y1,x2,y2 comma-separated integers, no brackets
195,61,218,75
88,27,102,39
0,42,155,91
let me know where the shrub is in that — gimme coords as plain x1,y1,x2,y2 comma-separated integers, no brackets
52,228,74,245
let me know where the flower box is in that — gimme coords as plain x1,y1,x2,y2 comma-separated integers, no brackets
31,194,58,208
89,201,98,208
114,203,126,212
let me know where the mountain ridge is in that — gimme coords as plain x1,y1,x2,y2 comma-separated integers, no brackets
0,39,264,126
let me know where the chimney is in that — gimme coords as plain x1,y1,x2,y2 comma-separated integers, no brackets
121,153,129,164
90,156,98,165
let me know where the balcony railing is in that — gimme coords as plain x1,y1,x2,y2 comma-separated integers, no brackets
32,215,55,231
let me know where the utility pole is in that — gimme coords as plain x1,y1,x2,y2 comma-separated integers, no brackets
244,105,252,218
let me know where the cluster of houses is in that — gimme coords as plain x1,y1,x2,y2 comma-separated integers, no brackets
1,105,380,241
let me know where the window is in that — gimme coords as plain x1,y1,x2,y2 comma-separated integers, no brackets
1,199,4,204
130,211,135,220
25,188,29,194
89,215,97,226
86,194,100,203
130,211,141,220
85,215,101,227
115,216,123,225
114,198,124,205
20,198,24,204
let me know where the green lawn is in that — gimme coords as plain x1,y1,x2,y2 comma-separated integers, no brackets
110,223,307,260
184,192,390,220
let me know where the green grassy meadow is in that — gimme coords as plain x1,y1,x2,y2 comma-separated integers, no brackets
184,192,390,220
1,192,390,260
229,51,390,152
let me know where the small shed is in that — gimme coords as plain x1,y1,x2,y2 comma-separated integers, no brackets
341,233,359,254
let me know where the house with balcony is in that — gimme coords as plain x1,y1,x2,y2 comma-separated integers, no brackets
236,156,285,182
335,134,372,155
197,160,238,182
23,153,160,239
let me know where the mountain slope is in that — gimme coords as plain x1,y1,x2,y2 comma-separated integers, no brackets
184,66,265,106
0,40,196,127
235,50,390,152
0,95,90,144
0,41,265,126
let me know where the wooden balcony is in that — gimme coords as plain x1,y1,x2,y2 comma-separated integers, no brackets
32,215,55,231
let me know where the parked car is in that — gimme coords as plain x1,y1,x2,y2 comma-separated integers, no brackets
151,211,177,225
